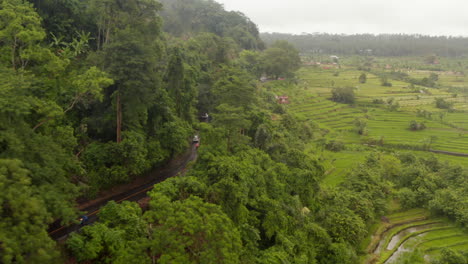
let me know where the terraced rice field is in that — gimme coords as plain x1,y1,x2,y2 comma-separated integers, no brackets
290,67,468,153
364,209,468,264
320,150,369,187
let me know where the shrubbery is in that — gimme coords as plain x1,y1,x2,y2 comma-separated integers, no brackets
331,87,355,104
435,97,454,109
409,120,426,131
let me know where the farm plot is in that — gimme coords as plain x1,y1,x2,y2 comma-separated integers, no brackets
320,150,369,187
364,209,468,264
291,67,468,154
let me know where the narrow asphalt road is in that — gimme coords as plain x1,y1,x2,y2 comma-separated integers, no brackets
48,144,198,240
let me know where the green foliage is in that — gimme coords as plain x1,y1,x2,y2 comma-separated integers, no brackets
0,159,59,264
387,100,400,111
67,223,126,263
409,120,426,131
262,40,301,78
393,250,425,264
158,118,191,156
354,118,368,135
181,146,326,263
69,176,241,263
212,65,257,109
213,104,251,151
262,32,468,57
373,98,385,104
398,187,419,209
435,97,454,109
0,0,47,70
325,140,346,152
146,196,242,263
97,201,145,240
159,0,264,50
331,87,355,104
433,248,468,264
164,47,198,122
238,49,263,78
321,206,367,245
380,76,392,86
358,73,367,83
6,0,468,262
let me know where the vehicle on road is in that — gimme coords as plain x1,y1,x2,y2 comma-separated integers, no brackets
79,215,88,226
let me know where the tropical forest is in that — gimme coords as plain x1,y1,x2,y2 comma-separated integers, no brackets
0,0,467,263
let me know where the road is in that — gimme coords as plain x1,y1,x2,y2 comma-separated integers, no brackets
48,144,198,240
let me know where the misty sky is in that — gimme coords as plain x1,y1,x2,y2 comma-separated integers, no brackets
216,0,468,36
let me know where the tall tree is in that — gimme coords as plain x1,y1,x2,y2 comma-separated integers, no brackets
261,40,301,78
164,47,198,122
0,160,59,264
0,0,50,71
88,0,163,142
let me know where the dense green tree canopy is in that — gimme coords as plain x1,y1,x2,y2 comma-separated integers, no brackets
261,40,301,78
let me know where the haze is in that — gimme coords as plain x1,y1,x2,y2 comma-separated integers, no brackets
217,0,468,36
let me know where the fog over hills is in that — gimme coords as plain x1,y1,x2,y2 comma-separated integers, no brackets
217,0,468,37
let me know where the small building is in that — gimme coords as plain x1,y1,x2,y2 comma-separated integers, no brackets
276,95,289,104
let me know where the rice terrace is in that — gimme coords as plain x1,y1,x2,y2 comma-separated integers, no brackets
263,55,468,263
290,60,468,155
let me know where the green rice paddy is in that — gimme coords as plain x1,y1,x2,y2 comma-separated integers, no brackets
286,65,468,161
276,61,468,263
363,209,468,264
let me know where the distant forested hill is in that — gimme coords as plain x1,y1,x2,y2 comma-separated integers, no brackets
159,0,264,50
261,32,468,57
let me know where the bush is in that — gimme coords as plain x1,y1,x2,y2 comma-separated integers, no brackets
331,87,355,104
409,120,426,131
273,104,286,114
354,118,368,135
380,77,392,87
398,188,418,209
372,98,385,104
388,102,400,111
358,73,367,83
325,140,345,152
416,109,432,119
435,98,454,109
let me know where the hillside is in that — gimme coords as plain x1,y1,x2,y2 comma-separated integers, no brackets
0,0,467,263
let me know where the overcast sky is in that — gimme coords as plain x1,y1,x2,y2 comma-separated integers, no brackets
216,0,468,36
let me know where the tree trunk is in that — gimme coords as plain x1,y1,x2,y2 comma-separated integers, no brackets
116,91,122,143
97,26,101,50
11,37,17,70
105,20,111,44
